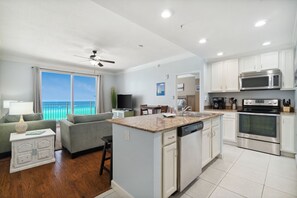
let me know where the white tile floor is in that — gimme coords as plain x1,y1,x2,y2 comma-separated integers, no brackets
95,145,297,198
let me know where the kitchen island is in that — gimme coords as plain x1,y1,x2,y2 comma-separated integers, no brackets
108,112,223,198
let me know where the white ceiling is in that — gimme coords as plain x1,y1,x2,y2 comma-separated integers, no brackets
0,0,296,71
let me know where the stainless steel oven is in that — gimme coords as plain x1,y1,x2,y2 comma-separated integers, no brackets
237,99,281,155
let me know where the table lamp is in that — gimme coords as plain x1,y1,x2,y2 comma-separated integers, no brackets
9,102,34,133
3,100,18,108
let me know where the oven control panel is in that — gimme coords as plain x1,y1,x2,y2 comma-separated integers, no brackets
243,99,279,106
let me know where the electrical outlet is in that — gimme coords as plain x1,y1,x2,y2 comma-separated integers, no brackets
124,130,130,141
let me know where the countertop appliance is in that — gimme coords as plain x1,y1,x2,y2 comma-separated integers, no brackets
212,97,226,109
239,69,282,91
237,99,281,155
177,122,203,192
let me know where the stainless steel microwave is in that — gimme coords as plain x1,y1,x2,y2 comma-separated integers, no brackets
239,69,282,91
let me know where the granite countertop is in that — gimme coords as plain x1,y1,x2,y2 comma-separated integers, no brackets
108,113,223,133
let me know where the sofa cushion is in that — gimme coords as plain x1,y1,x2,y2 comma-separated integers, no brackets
5,115,20,123
70,113,113,124
67,114,75,123
23,113,43,121
0,116,5,123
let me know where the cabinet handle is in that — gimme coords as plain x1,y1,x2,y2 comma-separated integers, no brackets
168,136,175,139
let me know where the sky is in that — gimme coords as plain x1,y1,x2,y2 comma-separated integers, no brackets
42,72,96,102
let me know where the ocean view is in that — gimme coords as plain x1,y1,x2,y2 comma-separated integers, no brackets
43,101,96,120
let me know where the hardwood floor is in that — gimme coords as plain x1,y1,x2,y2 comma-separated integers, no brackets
0,150,111,198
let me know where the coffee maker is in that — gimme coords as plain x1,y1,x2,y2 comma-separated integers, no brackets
212,97,226,109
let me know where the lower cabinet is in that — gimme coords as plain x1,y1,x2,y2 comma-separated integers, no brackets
202,117,221,168
281,114,295,153
162,130,177,198
112,109,134,118
222,112,237,143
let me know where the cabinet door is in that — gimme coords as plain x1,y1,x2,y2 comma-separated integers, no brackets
224,59,239,91
239,56,258,73
163,142,177,198
211,62,224,92
202,128,211,167
260,52,278,70
281,115,295,153
223,117,236,142
212,125,221,157
279,49,294,90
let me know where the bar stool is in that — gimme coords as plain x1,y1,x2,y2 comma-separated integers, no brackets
140,104,149,115
99,135,113,182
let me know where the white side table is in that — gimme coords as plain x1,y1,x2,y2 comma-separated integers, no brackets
10,128,56,173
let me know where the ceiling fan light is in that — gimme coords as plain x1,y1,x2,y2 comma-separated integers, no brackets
90,60,97,65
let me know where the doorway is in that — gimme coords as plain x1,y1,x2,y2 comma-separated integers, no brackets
176,72,200,112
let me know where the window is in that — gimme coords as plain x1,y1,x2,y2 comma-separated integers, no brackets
41,71,97,120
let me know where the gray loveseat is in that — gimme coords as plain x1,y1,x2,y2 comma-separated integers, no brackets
0,113,56,157
60,112,113,158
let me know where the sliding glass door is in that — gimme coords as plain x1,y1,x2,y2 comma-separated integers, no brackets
73,75,96,115
41,71,97,120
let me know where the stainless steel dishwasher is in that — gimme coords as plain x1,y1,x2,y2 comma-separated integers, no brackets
177,121,204,192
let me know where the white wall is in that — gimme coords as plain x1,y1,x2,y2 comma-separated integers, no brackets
115,56,205,115
0,60,116,113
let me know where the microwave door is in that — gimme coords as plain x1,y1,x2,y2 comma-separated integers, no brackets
240,76,270,90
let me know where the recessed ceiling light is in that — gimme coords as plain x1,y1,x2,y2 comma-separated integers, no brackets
255,20,266,27
199,38,207,44
262,41,271,46
161,9,172,18
217,52,223,56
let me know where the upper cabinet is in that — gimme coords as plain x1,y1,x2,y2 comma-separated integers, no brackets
279,49,294,90
239,51,279,73
210,59,239,92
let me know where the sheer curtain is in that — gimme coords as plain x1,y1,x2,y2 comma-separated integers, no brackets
32,67,42,113
96,75,104,113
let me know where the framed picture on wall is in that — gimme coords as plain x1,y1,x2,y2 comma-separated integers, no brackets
156,82,165,96
177,83,184,92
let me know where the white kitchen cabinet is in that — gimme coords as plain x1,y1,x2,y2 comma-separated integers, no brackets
162,130,177,198
212,120,221,157
211,61,224,92
201,125,212,167
222,112,237,143
201,117,222,168
239,55,259,73
239,51,279,73
210,59,239,92
279,49,294,90
260,51,279,70
281,114,295,153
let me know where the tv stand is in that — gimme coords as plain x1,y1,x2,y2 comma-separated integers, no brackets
112,109,134,118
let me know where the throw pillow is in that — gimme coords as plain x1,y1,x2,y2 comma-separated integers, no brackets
23,113,43,121
5,115,21,123
73,113,113,124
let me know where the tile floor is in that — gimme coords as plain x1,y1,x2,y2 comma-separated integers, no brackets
96,145,297,198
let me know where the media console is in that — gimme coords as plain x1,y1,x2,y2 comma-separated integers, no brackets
112,109,134,118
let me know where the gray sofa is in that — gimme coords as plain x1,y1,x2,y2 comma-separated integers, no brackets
0,113,56,156
60,112,113,157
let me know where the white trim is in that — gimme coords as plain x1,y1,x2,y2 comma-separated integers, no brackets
117,53,196,74
292,10,297,45
295,154,297,167
111,180,134,198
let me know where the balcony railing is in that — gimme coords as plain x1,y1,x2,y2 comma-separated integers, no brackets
42,101,96,120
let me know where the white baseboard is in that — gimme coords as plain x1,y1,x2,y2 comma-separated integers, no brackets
111,180,134,198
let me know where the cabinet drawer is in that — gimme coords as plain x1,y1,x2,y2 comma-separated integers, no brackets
223,113,236,119
203,119,211,130
212,117,220,126
163,130,177,146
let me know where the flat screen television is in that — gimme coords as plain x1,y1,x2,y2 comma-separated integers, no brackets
117,94,132,110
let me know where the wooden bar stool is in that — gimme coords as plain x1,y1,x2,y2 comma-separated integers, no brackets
99,135,113,182
140,104,149,115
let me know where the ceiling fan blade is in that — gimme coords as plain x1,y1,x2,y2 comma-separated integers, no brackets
74,55,90,60
98,62,104,67
99,59,115,64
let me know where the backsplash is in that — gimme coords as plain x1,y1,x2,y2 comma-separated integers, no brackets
209,90,295,107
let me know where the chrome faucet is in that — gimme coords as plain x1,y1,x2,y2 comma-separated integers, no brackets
181,106,191,116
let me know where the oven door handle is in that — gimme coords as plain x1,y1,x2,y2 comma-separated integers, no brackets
238,112,280,117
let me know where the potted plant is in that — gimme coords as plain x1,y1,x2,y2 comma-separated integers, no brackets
111,87,117,109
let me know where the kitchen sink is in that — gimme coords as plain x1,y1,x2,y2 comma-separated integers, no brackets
177,111,214,117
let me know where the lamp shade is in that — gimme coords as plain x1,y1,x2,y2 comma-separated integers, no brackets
3,100,18,108
9,102,34,115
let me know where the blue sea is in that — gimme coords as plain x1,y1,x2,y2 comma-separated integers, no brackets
42,101,96,120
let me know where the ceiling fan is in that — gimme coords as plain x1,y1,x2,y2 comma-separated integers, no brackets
74,50,115,67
